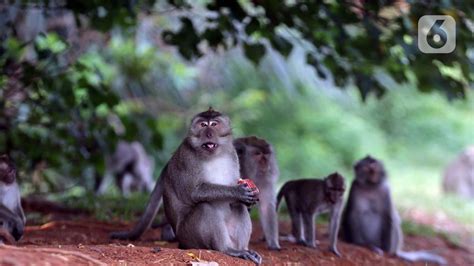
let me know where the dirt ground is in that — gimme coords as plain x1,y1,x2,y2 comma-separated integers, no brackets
0,211,472,266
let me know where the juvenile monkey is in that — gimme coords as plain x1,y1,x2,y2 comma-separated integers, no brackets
111,108,262,264
341,156,446,265
96,141,155,196
276,173,345,257
234,136,281,250
0,155,26,244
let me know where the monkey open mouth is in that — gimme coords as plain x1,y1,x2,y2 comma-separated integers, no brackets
202,142,218,151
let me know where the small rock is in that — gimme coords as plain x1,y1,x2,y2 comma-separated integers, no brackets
151,247,162,253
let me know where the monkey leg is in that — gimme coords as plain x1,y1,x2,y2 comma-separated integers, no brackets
120,173,134,197
288,208,304,244
178,203,260,263
0,205,24,241
257,189,280,250
177,203,248,249
302,213,316,248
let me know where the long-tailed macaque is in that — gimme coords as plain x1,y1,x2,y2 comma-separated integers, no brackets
442,146,474,199
234,136,281,250
276,173,345,257
0,155,26,244
341,156,446,265
96,141,155,196
111,108,262,264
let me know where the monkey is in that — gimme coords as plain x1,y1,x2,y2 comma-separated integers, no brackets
0,155,26,244
96,141,155,196
276,172,345,257
156,136,283,246
233,136,281,250
111,108,262,264
340,155,446,265
442,146,474,199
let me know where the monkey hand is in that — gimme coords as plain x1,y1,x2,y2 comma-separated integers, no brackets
236,182,259,206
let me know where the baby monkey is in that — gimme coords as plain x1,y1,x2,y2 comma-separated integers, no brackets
276,172,345,257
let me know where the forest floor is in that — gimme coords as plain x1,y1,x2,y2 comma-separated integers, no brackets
0,205,472,265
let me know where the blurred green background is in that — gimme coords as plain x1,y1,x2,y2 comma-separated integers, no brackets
0,1,472,233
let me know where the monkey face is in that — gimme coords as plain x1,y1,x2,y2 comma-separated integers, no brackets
325,172,346,203
354,156,386,185
188,109,233,156
0,155,16,184
234,136,272,179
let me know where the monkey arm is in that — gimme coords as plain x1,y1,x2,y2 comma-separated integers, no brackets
388,204,403,254
0,204,22,225
96,171,114,195
190,183,257,205
15,205,26,225
381,187,401,254
15,193,26,225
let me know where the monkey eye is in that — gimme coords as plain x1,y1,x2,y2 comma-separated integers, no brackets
200,122,208,127
254,151,262,156
210,121,218,127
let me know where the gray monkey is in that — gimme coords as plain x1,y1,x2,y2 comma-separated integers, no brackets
111,108,262,264
234,136,281,250
341,155,446,265
0,155,26,244
276,172,345,257
96,141,155,196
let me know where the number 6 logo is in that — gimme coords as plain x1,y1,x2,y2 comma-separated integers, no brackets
418,15,456,54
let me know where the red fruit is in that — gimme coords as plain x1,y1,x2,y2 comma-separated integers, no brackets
238,178,259,194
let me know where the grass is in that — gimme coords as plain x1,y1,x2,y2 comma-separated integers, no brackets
388,161,474,228
59,190,152,221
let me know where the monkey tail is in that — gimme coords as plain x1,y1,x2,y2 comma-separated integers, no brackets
110,164,168,240
275,183,288,211
396,250,447,265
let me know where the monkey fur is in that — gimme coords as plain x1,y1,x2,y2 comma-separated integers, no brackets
341,155,446,265
0,155,26,244
276,172,345,257
234,136,281,250
110,108,262,264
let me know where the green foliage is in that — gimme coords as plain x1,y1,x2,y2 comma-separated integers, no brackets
59,191,152,221
161,0,473,98
0,33,163,192
0,1,472,232
4,1,471,99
